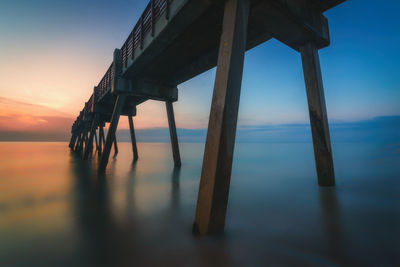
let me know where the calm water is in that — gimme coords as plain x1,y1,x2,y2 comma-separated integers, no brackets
0,142,399,266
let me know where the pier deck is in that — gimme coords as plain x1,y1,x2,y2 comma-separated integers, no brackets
70,0,345,235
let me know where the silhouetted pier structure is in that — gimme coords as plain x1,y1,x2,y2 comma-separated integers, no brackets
69,0,345,235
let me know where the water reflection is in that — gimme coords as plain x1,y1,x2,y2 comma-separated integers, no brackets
170,167,181,212
71,153,113,265
318,187,346,263
2,142,398,265
69,152,188,266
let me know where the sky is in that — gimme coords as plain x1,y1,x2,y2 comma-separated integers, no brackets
0,0,399,139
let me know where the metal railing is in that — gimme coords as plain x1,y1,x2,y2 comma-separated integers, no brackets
73,0,173,130
95,0,172,102
97,63,114,100
121,0,171,68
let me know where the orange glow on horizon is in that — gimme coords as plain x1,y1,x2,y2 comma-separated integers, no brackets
0,97,73,132
0,97,205,136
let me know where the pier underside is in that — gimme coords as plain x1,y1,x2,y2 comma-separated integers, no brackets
70,0,345,235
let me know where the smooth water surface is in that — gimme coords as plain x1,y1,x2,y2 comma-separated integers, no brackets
0,142,399,266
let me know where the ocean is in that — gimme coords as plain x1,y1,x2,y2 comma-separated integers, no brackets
0,141,399,266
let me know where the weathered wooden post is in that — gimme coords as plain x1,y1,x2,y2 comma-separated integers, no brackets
83,115,99,160
69,133,77,149
101,126,106,144
99,124,104,154
81,124,90,156
81,132,86,154
128,115,139,161
98,95,125,173
113,136,119,154
94,130,99,151
300,43,335,186
78,129,87,154
166,101,181,167
74,133,81,152
193,0,249,235
98,48,125,173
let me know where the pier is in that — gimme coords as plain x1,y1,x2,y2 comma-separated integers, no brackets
69,0,345,235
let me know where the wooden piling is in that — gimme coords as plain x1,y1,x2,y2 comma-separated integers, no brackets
99,125,104,154
69,134,77,149
79,131,86,154
166,101,181,167
113,135,118,154
193,0,249,235
101,127,106,145
300,43,335,186
74,134,81,152
84,115,99,160
128,115,139,161
94,130,99,151
98,95,126,173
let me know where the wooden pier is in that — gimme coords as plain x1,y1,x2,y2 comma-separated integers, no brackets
69,0,345,235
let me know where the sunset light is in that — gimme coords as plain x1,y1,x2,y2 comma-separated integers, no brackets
1,0,399,266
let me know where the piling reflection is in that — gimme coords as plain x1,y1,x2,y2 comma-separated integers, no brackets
318,187,347,263
126,161,137,214
71,153,113,265
2,142,398,265
69,151,189,265
170,167,181,212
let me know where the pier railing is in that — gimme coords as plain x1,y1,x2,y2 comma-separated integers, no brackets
74,0,174,133
93,0,173,103
121,0,171,68
97,63,114,100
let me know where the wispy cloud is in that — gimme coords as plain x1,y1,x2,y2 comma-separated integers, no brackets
1,96,399,144
0,97,73,139
115,116,400,144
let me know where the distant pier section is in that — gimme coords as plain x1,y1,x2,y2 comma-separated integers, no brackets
69,0,346,235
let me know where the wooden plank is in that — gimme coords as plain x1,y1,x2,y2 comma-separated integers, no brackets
300,42,335,186
98,95,126,173
166,101,181,167
128,115,139,161
193,0,249,235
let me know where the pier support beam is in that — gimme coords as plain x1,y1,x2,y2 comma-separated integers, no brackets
99,125,104,154
94,130,99,151
69,134,77,149
81,125,90,156
78,131,86,154
113,136,119,154
166,101,181,167
128,115,139,161
300,43,335,186
102,127,106,145
74,133,81,152
193,0,249,235
84,115,99,160
98,95,126,173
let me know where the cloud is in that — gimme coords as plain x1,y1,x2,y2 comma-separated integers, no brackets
115,116,400,144
1,96,399,144
0,97,74,140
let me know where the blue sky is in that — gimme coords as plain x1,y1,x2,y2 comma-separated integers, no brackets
0,0,399,131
